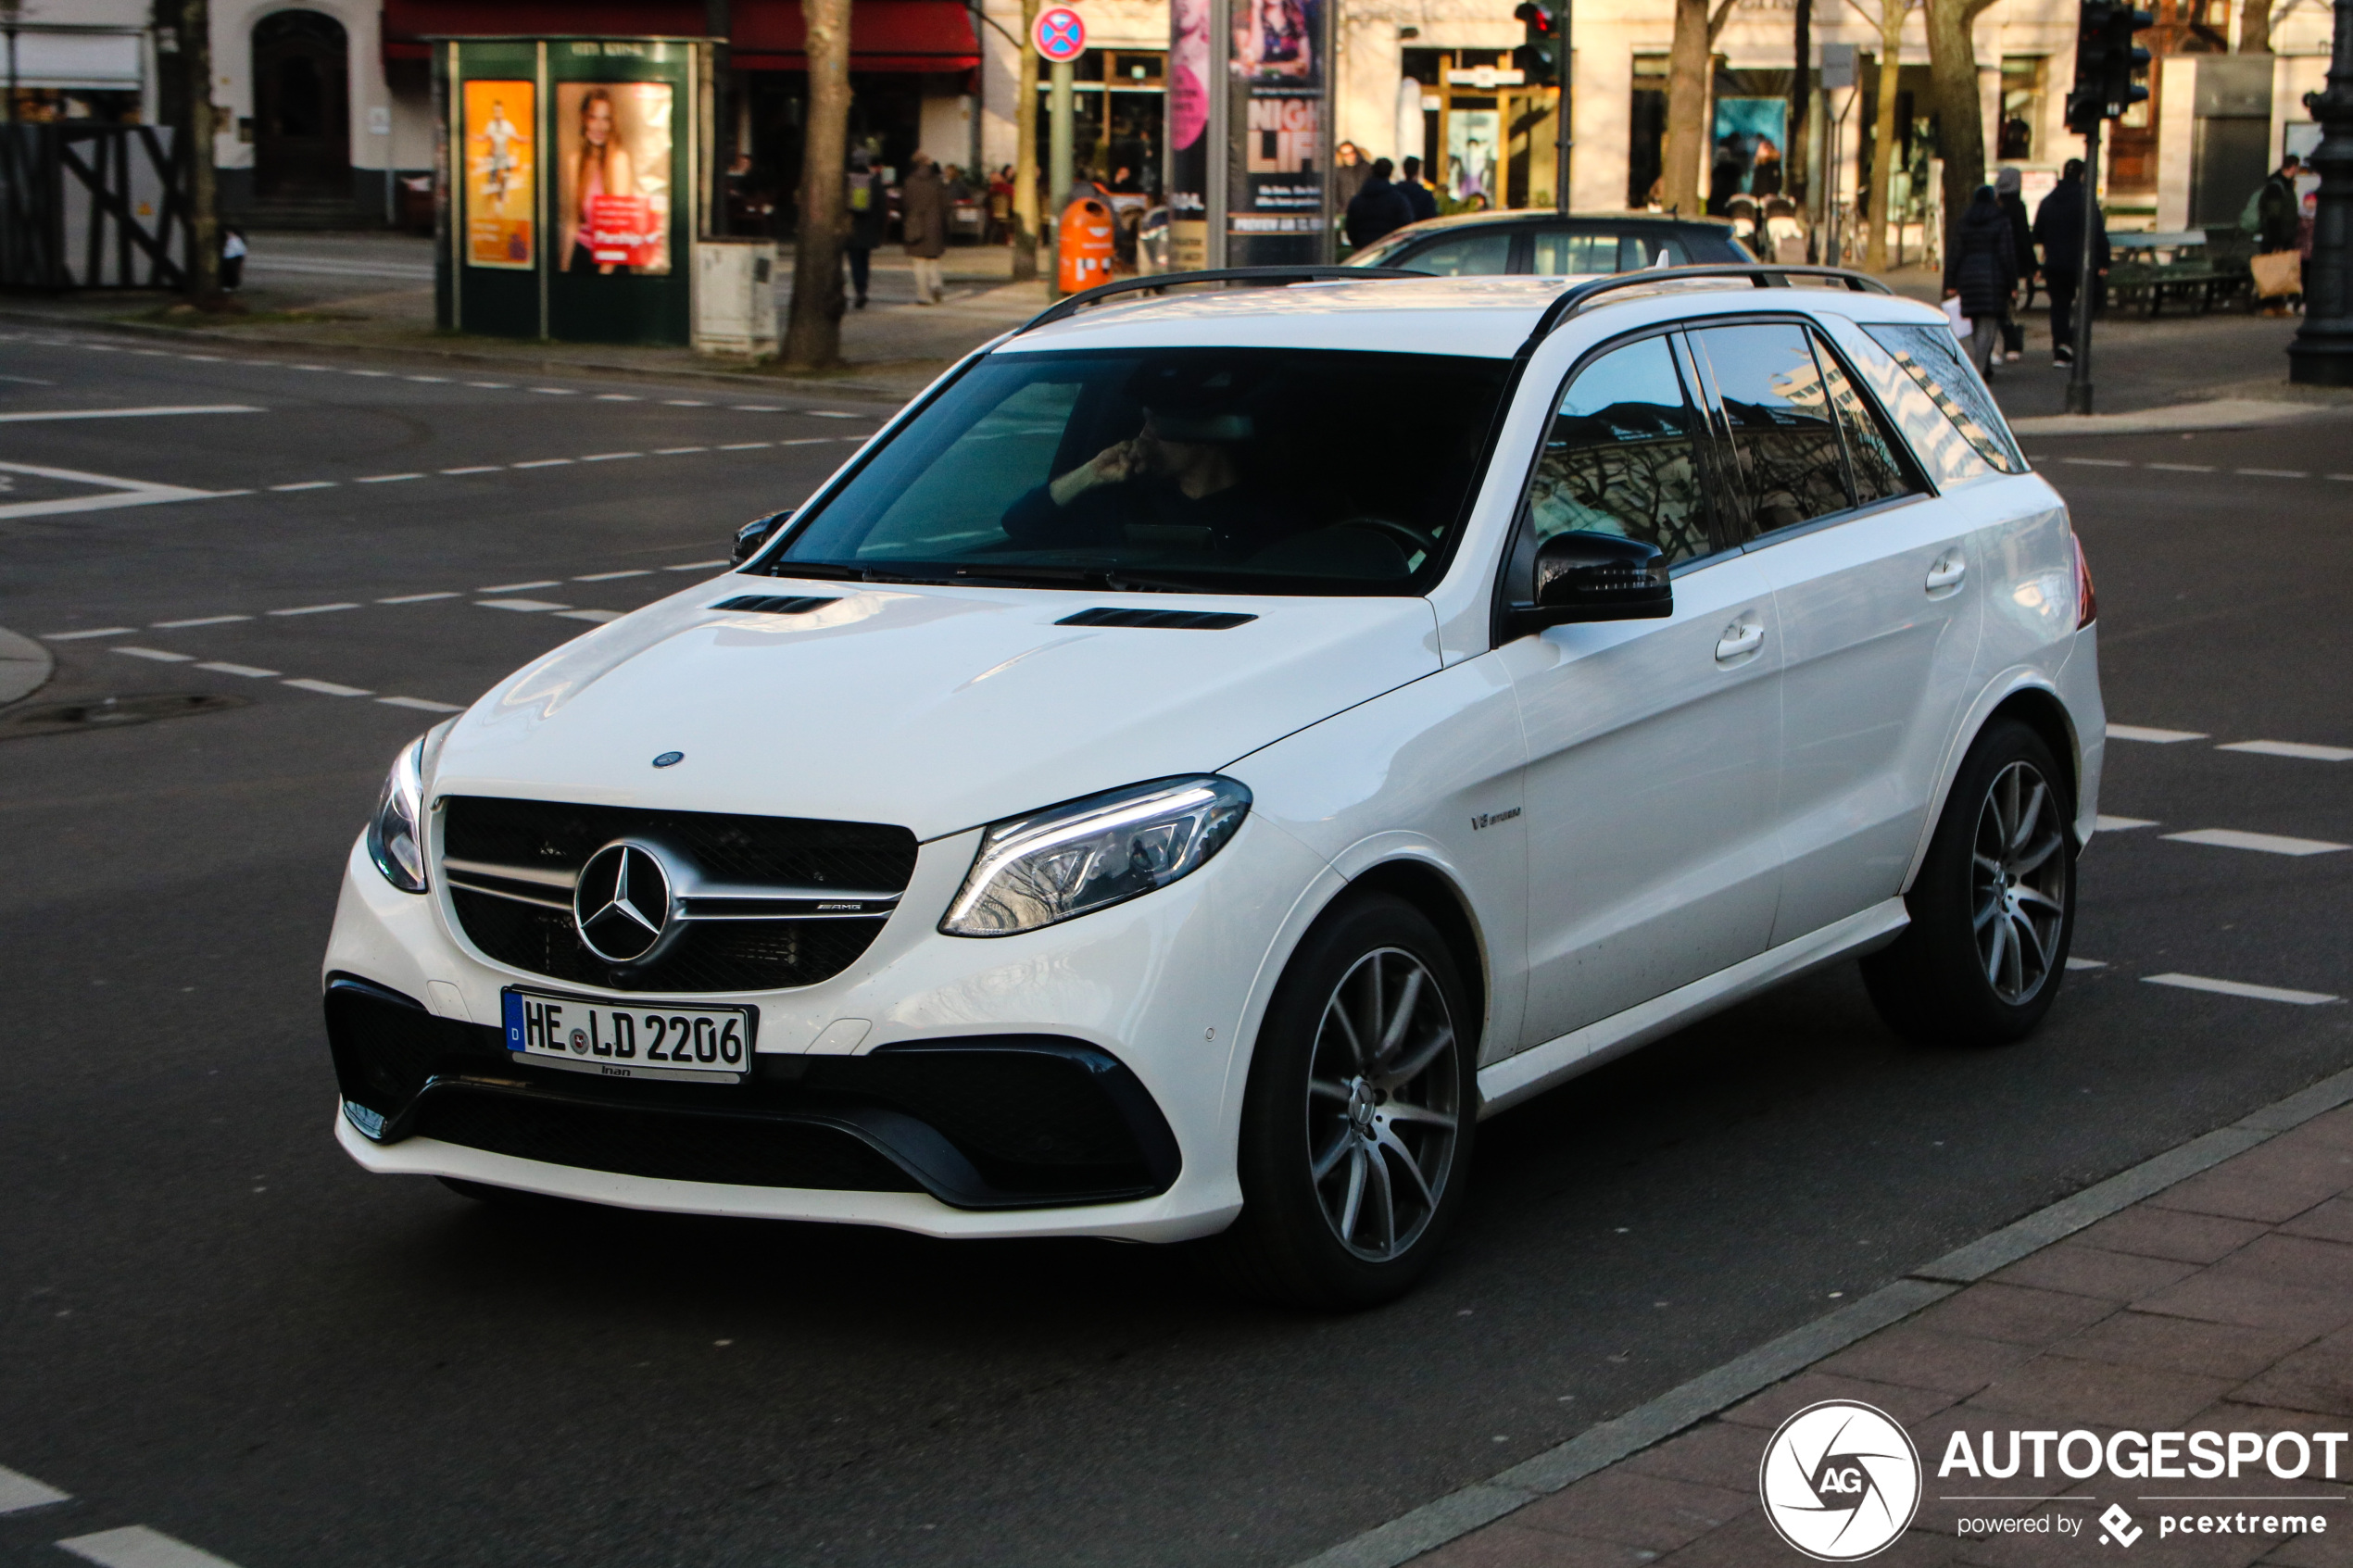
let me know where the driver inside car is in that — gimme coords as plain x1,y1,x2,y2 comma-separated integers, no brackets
999,364,1299,561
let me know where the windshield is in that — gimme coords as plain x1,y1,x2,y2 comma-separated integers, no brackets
758,347,1512,596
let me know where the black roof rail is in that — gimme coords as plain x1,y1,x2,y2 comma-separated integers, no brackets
1517,262,1894,355
1013,266,1430,334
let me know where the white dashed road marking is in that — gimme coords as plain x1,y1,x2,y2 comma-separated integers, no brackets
438,465,502,475
2143,973,2342,1006
574,570,652,581
59,1524,246,1568
269,481,335,492
266,602,359,617
356,472,426,484
0,404,263,424
43,626,136,640
0,460,224,521
0,1462,69,1513
510,457,573,468
282,678,371,697
581,452,642,462
153,614,252,629
195,662,278,678
480,580,559,591
378,696,465,712
2162,828,2351,857
377,591,459,604
476,598,569,612
2095,815,2158,831
113,647,193,663
2061,458,2132,468
2065,958,2108,971
2220,739,2353,762
2107,724,2208,743
556,608,625,623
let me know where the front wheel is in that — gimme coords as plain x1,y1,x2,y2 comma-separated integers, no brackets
1863,718,2076,1047
1221,894,1477,1310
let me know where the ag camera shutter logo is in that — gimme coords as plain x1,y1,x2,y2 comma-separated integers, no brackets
1758,1400,1922,1560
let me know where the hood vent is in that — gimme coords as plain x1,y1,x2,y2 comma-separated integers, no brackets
711,594,841,616
1056,608,1258,631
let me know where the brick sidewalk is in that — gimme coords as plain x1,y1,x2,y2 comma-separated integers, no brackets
1414,1105,2353,1567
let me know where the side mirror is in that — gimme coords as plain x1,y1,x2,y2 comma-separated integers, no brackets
731,510,793,566
1527,531,1672,626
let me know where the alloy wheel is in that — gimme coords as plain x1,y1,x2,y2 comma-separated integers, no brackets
1304,947,1463,1261
1971,759,2069,1006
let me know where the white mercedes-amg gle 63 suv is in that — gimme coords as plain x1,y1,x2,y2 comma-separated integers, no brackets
323,266,2104,1307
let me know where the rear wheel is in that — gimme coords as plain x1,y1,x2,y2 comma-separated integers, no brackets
1864,719,2076,1047
1222,895,1477,1309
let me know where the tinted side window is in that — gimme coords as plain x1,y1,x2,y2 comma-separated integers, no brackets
1525,334,1717,568
1692,323,1852,535
1811,331,1918,506
1405,231,1514,276
1840,328,1994,489
1861,323,2029,474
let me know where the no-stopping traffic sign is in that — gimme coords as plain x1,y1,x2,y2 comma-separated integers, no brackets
1032,6,1086,62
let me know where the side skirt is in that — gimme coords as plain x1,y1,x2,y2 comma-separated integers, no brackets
1476,898,1910,1117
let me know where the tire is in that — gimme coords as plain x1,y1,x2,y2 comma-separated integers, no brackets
1220,893,1478,1310
1863,718,2077,1047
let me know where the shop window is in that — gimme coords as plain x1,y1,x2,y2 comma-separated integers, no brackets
1999,56,2045,162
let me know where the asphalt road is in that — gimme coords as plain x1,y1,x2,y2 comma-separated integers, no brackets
2,326,2348,1568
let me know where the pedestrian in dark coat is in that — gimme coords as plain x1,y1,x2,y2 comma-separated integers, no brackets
2257,156,2302,253
2032,159,2108,365
1343,157,1414,252
1398,156,1439,222
1995,166,2035,358
900,154,950,305
843,148,887,309
1944,184,2017,374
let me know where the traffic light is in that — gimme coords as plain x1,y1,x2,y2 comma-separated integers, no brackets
1513,1,1558,87
2066,0,2152,135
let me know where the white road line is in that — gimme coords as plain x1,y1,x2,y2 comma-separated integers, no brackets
267,603,360,616
346,370,393,379
595,394,642,402
2095,815,2158,831
732,404,782,411
808,410,859,419
378,696,464,712
719,441,772,450
269,481,336,491
0,1463,69,1513
555,608,625,623
477,598,569,612
2143,973,2342,1006
779,436,832,445
2107,724,2208,743
511,458,573,468
113,647,193,662
0,404,264,424
665,558,728,570
466,381,511,388
529,387,578,395
580,452,643,462
439,465,502,475
58,1524,246,1568
2162,827,2351,857
573,570,652,581
355,472,425,483
0,460,223,521
663,399,711,407
2220,739,2353,762
654,445,708,454
195,661,278,678
44,627,135,640
2145,463,2214,472
480,580,560,591
283,678,371,696
2065,958,2108,971
403,375,450,383
2237,468,2309,478
289,364,332,371
153,614,251,629
378,592,459,604
2062,458,2132,467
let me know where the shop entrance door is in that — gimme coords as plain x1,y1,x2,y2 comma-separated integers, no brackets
253,10,350,200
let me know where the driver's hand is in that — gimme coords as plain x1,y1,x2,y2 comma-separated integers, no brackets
1050,438,1147,507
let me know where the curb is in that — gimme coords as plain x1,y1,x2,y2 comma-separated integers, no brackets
0,627,54,708
2008,397,2349,437
0,306,928,406
1291,1059,2353,1568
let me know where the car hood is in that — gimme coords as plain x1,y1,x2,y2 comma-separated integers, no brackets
430,577,1443,840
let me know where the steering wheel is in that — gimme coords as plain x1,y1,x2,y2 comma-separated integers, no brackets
1334,516,1441,558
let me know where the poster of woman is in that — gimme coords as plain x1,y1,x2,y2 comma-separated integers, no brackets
463,81,534,270
1231,0,1314,81
556,82,673,275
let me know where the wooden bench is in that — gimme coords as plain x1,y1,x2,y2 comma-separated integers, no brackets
2105,229,2251,316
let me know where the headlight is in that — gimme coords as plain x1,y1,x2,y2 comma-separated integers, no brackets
365,734,429,893
940,775,1252,937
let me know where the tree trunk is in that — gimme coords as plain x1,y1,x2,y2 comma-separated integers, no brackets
782,0,850,369
1789,0,1812,208
2236,0,2271,53
182,0,223,306
1925,0,1992,267
1662,0,1712,214
1864,9,1905,271
1012,0,1041,281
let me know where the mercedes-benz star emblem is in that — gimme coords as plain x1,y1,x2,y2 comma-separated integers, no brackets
573,841,674,963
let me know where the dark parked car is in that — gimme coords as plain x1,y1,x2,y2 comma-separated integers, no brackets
1345,210,1753,275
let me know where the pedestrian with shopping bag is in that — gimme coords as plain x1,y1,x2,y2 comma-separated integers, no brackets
1944,184,2017,376
2250,154,2304,314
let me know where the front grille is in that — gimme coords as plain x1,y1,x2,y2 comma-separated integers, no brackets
439,796,917,993
410,1089,923,1192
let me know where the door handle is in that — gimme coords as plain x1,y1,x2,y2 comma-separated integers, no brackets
1925,550,1968,593
1715,619,1766,663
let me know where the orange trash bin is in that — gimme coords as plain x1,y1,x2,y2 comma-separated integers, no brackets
1057,197,1116,295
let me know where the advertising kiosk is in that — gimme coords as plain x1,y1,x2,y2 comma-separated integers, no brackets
433,35,713,346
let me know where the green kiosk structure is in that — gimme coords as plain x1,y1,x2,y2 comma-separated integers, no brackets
434,34,772,351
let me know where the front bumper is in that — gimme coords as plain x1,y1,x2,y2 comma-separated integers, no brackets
323,814,1337,1241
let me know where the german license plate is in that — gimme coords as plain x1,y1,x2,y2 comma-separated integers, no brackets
501,988,753,1084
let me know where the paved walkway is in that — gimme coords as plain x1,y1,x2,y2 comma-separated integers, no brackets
1372,1097,2353,1566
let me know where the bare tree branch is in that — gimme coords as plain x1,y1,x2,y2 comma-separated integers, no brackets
1707,0,1741,44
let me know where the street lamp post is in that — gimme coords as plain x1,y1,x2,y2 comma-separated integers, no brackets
2289,0,2353,384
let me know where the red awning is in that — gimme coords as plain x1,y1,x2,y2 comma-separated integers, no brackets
383,0,976,71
